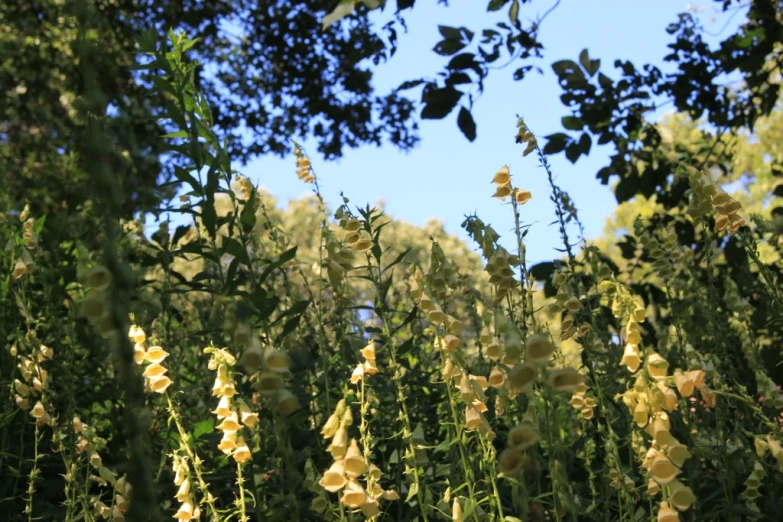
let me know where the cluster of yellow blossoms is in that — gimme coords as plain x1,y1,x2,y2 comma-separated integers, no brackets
681,165,745,232
498,405,540,476
350,340,378,384
335,209,373,253
294,144,315,183
13,342,53,425
129,325,173,394
237,333,299,415
620,357,699,521
72,417,131,521
207,347,254,464
11,204,38,279
490,165,532,204
319,398,399,518
549,269,589,341
171,454,200,520
484,246,519,304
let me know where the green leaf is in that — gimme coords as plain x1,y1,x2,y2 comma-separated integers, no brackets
193,419,214,439
542,133,570,155
552,59,585,83
457,107,477,141
578,132,592,155
579,48,600,77
258,247,298,283
565,142,581,163
433,39,467,56
562,116,584,130
222,237,251,266
487,0,510,11
421,87,462,119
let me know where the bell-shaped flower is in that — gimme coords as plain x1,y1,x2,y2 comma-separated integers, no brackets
145,346,168,364
255,371,284,396
657,501,679,522
620,344,642,373
508,362,537,392
507,424,540,450
488,366,505,389
340,480,368,508
668,480,695,511
233,436,252,464
465,405,482,430
526,334,555,364
320,460,347,492
216,411,241,433
498,448,525,476
343,439,366,477
547,367,584,393
650,454,679,486
217,432,237,455
238,340,264,373
264,347,289,372
646,353,670,380
213,396,232,419
148,375,173,394
237,399,259,428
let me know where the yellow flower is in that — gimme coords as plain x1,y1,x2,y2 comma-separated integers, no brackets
133,343,146,365
492,166,511,186
361,497,380,518
646,353,669,380
343,439,366,477
216,412,241,433
277,389,300,415
547,367,583,393
329,426,348,460
465,405,482,429
657,501,679,522
508,362,537,392
238,340,264,373
620,343,642,372
668,480,695,511
233,437,252,464
264,347,289,372
148,375,173,394
143,363,167,378
350,364,364,384
217,432,237,454
213,396,232,418
145,346,168,364
507,424,540,450
30,401,46,419
498,448,525,476
340,480,368,508
452,497,464,522
650,454,679,485
442,334,461,352
666,440,691,467
320,460,347,492
87,266,112,289
173,501,195,520
237,399,259,428
526,334,555,364
255,371,284,396
321,412,341,439
514,189,532,204
175,479,191,502
12,259,27,279
488,367,505,388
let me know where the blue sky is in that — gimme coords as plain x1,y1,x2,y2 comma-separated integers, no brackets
237,1,744,265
